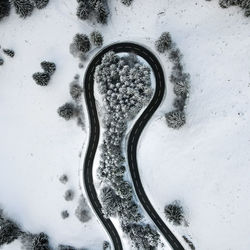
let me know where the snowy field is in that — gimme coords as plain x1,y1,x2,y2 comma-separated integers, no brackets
1,0,250,249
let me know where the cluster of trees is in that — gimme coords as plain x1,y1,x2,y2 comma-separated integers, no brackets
95,51,160,248
57,76,85,130
70,31,103,61
75,195,91,223
155,32,190,129
218,0,250,17
32,61,56,86
164,200,184,226
76,0,109,24
0,0,49,20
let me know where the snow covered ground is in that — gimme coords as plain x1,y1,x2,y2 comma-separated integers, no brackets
1,0,250,249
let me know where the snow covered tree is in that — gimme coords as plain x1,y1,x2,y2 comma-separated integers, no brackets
32,72,50,86
169,48,182,63
95,1,109,24
40,61,56,76
70,33,91,58
90,31,103,47
121,0,133,6
11,0,34,18
57,103,76,120
164,201,184,226
155,32,172,53
32,232,50,250
0,211,21,246
173,97,185,111
75,195,91,223
165,110,185,129
70,81,83,101
64,189,74,201
3,49,15,57
0,0,11,21
76,1,90,20
219,0,234,8
33,0,49,9
0,58,4,65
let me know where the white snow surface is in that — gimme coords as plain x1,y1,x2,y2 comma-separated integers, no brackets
1,0,250,249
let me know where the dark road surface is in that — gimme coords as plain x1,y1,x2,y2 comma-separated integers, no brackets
83,42,185,250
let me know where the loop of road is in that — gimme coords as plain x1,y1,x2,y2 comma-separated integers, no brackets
83,42,185,250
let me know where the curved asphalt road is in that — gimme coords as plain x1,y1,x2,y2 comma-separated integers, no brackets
83,42,185,250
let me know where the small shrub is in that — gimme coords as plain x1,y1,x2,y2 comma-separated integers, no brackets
32,72,50,86
0,58,4,65
41,61,56,76
75,195,91,223
3,49,15,57
33,0,49,9
61,210,69,219
64,189,74,201
70,81,83,101
59,174,68,184
103,241,110,250
164,201,184,225
155,32,172,53
0,0,11,21
90,31,103,47
12,0,34,18
121,0,133,6
57,103,76,120
165,110,185,129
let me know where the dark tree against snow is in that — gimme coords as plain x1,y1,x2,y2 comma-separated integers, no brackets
61,210,69,219
0,0,11,21
64,189,74,201
165,110,186,129
90,31,103,47
121,0,133,6
155,32,172,53
57,103,76,120
0,58,4,65
32,72,50,86
164,201,184,226
75,195,91,223
3,49,15,57
32,232,50,250
70,33,91,59
41,61,56,76
11,0,34,18
70,81,83,101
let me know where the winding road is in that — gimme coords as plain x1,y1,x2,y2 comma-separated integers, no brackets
83,42,185,250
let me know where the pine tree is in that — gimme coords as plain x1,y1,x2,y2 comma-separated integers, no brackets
164,201,184,225
0,58,4,65
40,61,56,76
165,110,185,129
70,81,83,101
32,72,50,86
76,1,90,20
57,103,76,120
95,1,109,24
32,232,50,250
90,31,103,47
0,0,11,21
61,210,69,219
33,0,49,9
155,32,172,53
70,33,91,58
3,49,15,57
12,0,34,18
